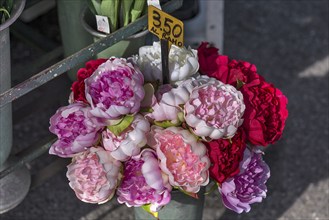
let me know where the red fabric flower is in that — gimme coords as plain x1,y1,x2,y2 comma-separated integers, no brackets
242,81,288,146
197,42,223,76
71,59,107,103
197,42,262,88
204,129,247,184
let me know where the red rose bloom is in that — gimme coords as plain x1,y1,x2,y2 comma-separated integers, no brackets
71,59,107,103
242,81,288,146
204,129,247,184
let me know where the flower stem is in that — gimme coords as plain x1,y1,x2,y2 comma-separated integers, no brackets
204,182,219,195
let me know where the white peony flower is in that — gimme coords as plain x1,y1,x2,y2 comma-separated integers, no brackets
137,41,199,84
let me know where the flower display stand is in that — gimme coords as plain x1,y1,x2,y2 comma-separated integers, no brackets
0,0,31,214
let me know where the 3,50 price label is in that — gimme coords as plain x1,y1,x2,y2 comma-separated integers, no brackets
148,5,184,47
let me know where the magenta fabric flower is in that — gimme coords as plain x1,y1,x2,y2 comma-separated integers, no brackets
67,147,122,204
219,148,270,213
148,126,210,193
185,77,245,140
102,114,150,161
49,102,102,158
116,149,171,212
85,58,145,121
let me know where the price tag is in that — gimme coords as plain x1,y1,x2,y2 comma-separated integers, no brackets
148,5,184,47
96,15,110,34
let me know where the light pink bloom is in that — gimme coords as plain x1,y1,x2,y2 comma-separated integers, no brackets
146,84,190,124
85,58,145,121
185,77,245,140
148,126,210,193
116,149,171,212
49,102,102,158
102,114,150,161
67,147,122,204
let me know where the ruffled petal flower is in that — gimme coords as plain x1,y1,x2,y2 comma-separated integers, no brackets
185,76,245,140
49,102,102,157
102,114,150,161
219,148,270,213
146,84,190,124
67,147,122,204
85,58,145,121
137,41,199,84
148,126,210,193
116,149,171,212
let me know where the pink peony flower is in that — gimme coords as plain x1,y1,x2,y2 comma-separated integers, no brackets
67,147,122,204
116,149,171,212
102,114,150,161
146,84,190,124
148,126,210,193
85,58,145,121
185,77,245,140
49,102,102,158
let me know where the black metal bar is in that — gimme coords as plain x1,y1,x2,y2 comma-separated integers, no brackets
0,0,183,108
160,39,170,84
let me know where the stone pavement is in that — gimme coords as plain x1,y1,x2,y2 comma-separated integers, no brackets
1,0,328,219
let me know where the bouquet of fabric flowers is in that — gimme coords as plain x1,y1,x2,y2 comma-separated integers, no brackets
49,41,288,215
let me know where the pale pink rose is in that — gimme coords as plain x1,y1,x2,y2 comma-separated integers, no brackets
102,114,150,161
116,149,171,212
49,102,102,158
185,77,245,140
85,58,145,121
148,126,210,193
67,147,122,204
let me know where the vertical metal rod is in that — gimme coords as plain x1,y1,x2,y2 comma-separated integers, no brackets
0,28,12,166
161,39,170,84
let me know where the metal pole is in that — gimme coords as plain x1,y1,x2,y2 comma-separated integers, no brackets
0,0,31,214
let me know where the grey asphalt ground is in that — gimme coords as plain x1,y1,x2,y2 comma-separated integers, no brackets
1,0,328,219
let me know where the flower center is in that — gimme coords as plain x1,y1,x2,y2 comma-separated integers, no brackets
158,131,207,185
89,69,134,108
193,85,242,128
56,111,87,143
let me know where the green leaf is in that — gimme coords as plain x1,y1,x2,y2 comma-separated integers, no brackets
141,204,159,219
154,120,181,128
130,0,146,22
107,115,134,136
236,79,245,90
122,0,134,26
101,0,121,32
5,0,13,12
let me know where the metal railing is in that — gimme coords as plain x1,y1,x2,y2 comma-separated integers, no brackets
0,0,183,184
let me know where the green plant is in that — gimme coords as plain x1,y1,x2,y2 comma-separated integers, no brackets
87,0,147,32
0,0,13,24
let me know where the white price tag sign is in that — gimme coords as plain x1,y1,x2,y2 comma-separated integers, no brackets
147,0,161,10
96,15,110,34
